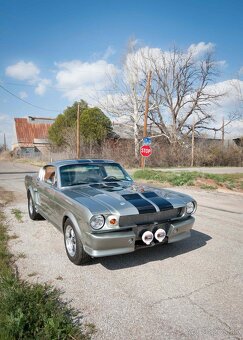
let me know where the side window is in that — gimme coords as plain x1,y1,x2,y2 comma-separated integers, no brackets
43,166,56,185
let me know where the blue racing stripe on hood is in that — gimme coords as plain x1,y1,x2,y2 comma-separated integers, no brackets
122,193,156,214
142,192,173,211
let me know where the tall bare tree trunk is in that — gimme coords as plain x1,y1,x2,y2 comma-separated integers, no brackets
133,100,140,161
133,120,139,160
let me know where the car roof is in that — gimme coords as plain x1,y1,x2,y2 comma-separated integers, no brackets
50,159,116,167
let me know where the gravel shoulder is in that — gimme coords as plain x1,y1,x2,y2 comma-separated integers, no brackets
1,161,243,339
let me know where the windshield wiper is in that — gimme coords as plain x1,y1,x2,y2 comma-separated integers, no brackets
103,178,122,182
69,182,87,186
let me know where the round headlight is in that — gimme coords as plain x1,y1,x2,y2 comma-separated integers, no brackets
186,201,195,214
90,215,105,230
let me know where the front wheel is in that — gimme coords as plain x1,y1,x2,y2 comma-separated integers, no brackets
28,192,43,220
64,218,91,265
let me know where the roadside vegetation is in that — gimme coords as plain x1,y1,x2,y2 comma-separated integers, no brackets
0,191,91,340
11,208,23,222
133,169,243,191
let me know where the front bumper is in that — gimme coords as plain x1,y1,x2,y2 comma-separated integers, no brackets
83,216,195,257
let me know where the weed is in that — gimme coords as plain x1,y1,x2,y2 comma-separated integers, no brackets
17,252,26,259
8,233,19,240
28,272,38,277
11,208,23,222
200,185,217,190
56,276,63,280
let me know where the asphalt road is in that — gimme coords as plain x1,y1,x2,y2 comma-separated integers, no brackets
0,160,242,339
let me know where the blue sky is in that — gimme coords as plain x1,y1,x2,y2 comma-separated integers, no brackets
0,0,243,146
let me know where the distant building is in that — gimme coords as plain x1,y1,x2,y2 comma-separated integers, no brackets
12,116,55,156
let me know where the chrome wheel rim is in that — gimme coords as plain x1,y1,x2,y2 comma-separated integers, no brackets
29,196,33,215
65,225,76,257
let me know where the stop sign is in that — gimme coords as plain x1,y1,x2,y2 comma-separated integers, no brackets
140,145,152,157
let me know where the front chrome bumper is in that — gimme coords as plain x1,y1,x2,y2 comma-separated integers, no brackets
83,216,195,257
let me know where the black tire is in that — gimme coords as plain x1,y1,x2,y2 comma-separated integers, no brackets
27,191,43,220
64,218,91,265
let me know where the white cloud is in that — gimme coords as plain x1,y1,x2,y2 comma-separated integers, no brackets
103,46,116,59
188,42,215,58
5,61,40,81
224,120,243,138
55,59,118,101
5,61,51,97
239,67,243,76
207,79,243,107
198,79,243,138
19,91,28,99
214,60,227,68
34,79,51,95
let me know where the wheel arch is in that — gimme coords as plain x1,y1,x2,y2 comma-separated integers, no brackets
62,212,82,239
27,186,35,200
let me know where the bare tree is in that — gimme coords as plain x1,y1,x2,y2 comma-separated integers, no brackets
99,43,228,160
98,40,150,160
145,48,226,144
231,77,243,114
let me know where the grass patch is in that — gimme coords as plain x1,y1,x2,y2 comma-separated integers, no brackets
133,169,198,186
200,184,217,190
133,169,243,191
0,194,92,339
11,208,23,222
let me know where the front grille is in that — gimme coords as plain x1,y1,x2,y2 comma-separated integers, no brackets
119,208,180,227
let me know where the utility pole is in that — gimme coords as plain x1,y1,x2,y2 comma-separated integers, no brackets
191,118,195,167
3,133,6,151
141,70,152,169
76,103,80,159
221,116,225,147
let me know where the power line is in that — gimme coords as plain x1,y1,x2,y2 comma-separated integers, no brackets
0,84,60,112
2,81,117,92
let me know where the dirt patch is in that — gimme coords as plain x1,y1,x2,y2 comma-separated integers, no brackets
0,188,15,206
0,151,12,161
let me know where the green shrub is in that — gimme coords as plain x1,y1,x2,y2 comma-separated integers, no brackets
0,207,90,340
0,276,85,340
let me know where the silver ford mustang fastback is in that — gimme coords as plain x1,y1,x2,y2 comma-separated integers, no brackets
25,159,196,265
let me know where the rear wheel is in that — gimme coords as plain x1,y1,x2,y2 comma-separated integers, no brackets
64,218,91,265
28,192,43,220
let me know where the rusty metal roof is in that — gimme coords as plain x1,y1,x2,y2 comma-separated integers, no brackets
14,118,54,145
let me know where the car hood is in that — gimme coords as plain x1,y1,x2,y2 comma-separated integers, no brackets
62,181,194,215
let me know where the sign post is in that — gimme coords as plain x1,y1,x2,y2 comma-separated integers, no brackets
141,70,152,169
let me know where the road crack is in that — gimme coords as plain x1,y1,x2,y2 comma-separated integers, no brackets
187,296,241,339
152,274,240,305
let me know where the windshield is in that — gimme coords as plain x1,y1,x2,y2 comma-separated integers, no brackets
60,163,132,187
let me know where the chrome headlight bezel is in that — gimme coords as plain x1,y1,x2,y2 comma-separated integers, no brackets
90,214,105,230
186,201,196,215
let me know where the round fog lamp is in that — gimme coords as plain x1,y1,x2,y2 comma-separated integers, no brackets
186,202,195,214
90,215,105,230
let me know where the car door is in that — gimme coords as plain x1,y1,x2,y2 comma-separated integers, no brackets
37,165,57,223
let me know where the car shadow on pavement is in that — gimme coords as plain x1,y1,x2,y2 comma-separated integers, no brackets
97,229,211,270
